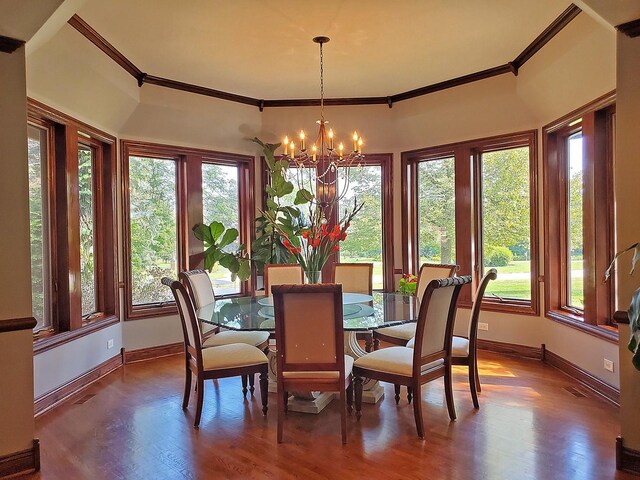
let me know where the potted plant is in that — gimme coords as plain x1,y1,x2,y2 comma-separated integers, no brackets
398,273,418,296
192,221,251,281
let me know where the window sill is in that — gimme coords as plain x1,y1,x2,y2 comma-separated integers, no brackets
481,298,538,316
126,304,178,321
546,309,619,343
34,314,120,355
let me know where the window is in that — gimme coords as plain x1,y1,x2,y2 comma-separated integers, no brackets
403,131,538,313
28,99,118,351
123,142,255,319
28,124,51,331
260,154,394,291
543,93,616,338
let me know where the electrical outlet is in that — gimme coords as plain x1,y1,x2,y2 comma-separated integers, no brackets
478,322,489,331
604,358,614,372
107,338,114,350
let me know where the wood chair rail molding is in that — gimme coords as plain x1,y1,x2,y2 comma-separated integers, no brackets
67,5,581,109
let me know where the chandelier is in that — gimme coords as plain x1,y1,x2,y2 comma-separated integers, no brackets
280,36,364,211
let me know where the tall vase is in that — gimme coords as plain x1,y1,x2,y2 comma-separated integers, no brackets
304,270,322,284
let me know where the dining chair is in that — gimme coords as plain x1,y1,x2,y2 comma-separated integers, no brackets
353,275,472,439
272,283,354,444
333,262,374,352
161,277,269,427
407,268,497,409
264,264,304,296
180,269,270,398
373,263,458,349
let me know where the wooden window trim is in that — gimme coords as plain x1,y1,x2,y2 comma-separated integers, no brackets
258,153,394,292
402,130,539,314
543,91,617,341
122,140,255,320
27,99,119,353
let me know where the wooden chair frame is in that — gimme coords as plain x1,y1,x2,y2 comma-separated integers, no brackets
451,268,497,409
373,262,458,348
264,264,304,296
272,283,353,444
354,275,472,438
333,262,374,352
162,277,268,427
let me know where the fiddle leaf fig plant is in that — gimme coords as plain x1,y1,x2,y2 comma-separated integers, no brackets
251,137,311,274
605,242,640,370
193,221,251,281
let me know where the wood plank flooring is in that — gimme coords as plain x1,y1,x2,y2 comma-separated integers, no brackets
27,352,635,480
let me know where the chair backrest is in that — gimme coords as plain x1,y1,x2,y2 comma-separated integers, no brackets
162,277,203,367
333,263,373,294
467,268,498,340
416,263,458,301
264,264,304,296
413,275,473,368
272,284,345,379
180,269,215,309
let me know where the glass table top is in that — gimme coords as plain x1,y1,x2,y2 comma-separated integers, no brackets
196,292,419,332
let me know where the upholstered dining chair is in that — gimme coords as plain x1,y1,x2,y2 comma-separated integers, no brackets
161,277,269,428
353,275,472,439
373,263,458,349
180,269,270,397
407,268,497,409
333,263,374,352
272,283,354,444
264,264,304,296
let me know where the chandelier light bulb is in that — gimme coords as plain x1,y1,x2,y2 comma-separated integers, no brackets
283,136,289,155
299,131,306,151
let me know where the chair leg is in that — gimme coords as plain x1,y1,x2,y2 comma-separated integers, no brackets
394,384,401,405
407,386,413,404
346,380,353,415
249,374,256,396
373,337,380,351
241,375,248,399
194,376,205,428
412,382,424,439
277,385,285,443
340,387,348,444
354,376,363,420
283,390,289,413
259,371,268,415
444,363,457,421
475,354,482,393
182,364,192,410
365,334,373,353
469,356,480,409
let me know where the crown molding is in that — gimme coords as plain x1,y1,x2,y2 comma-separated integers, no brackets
616,18,640,38
68,5,582,109
0,35,25,53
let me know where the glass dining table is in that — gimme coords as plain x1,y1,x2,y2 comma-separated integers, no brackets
196,292,419,414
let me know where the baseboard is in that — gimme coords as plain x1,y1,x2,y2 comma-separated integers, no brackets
477,338,543,360
617,437,640,475
544,349,620,406
124,342,183,364
34,352,123,416
0,439,40,477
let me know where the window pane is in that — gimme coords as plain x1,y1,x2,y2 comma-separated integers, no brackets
417,158,456,265
202,163,240,295
567,133,584,309
481,147,531,300
28,125,50,330
78,146,97,316
338,166,384,290
129,156,178,305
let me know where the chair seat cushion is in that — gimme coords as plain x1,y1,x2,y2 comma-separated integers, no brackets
202,343,268,371
374,322,416,340
203,330,270,348
406,335,470,357
282,355,354,379
354,346,443,377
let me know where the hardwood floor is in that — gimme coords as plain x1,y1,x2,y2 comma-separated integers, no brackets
28,352,633,480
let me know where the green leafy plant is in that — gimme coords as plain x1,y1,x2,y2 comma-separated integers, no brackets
192,221,251,281
251,137,311,275
605,242,640,370
398,274,418,295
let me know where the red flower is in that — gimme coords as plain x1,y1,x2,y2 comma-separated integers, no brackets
311,237,321,248
333,245,340,251
341,231,347,241
301,230,310,239
321,223,329,237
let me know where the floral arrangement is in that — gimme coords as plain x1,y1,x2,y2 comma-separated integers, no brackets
398,273,418,295
264,200,363,283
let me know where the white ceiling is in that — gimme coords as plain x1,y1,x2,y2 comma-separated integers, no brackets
76,0,574,99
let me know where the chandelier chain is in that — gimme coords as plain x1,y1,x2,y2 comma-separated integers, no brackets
319,41,324,122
